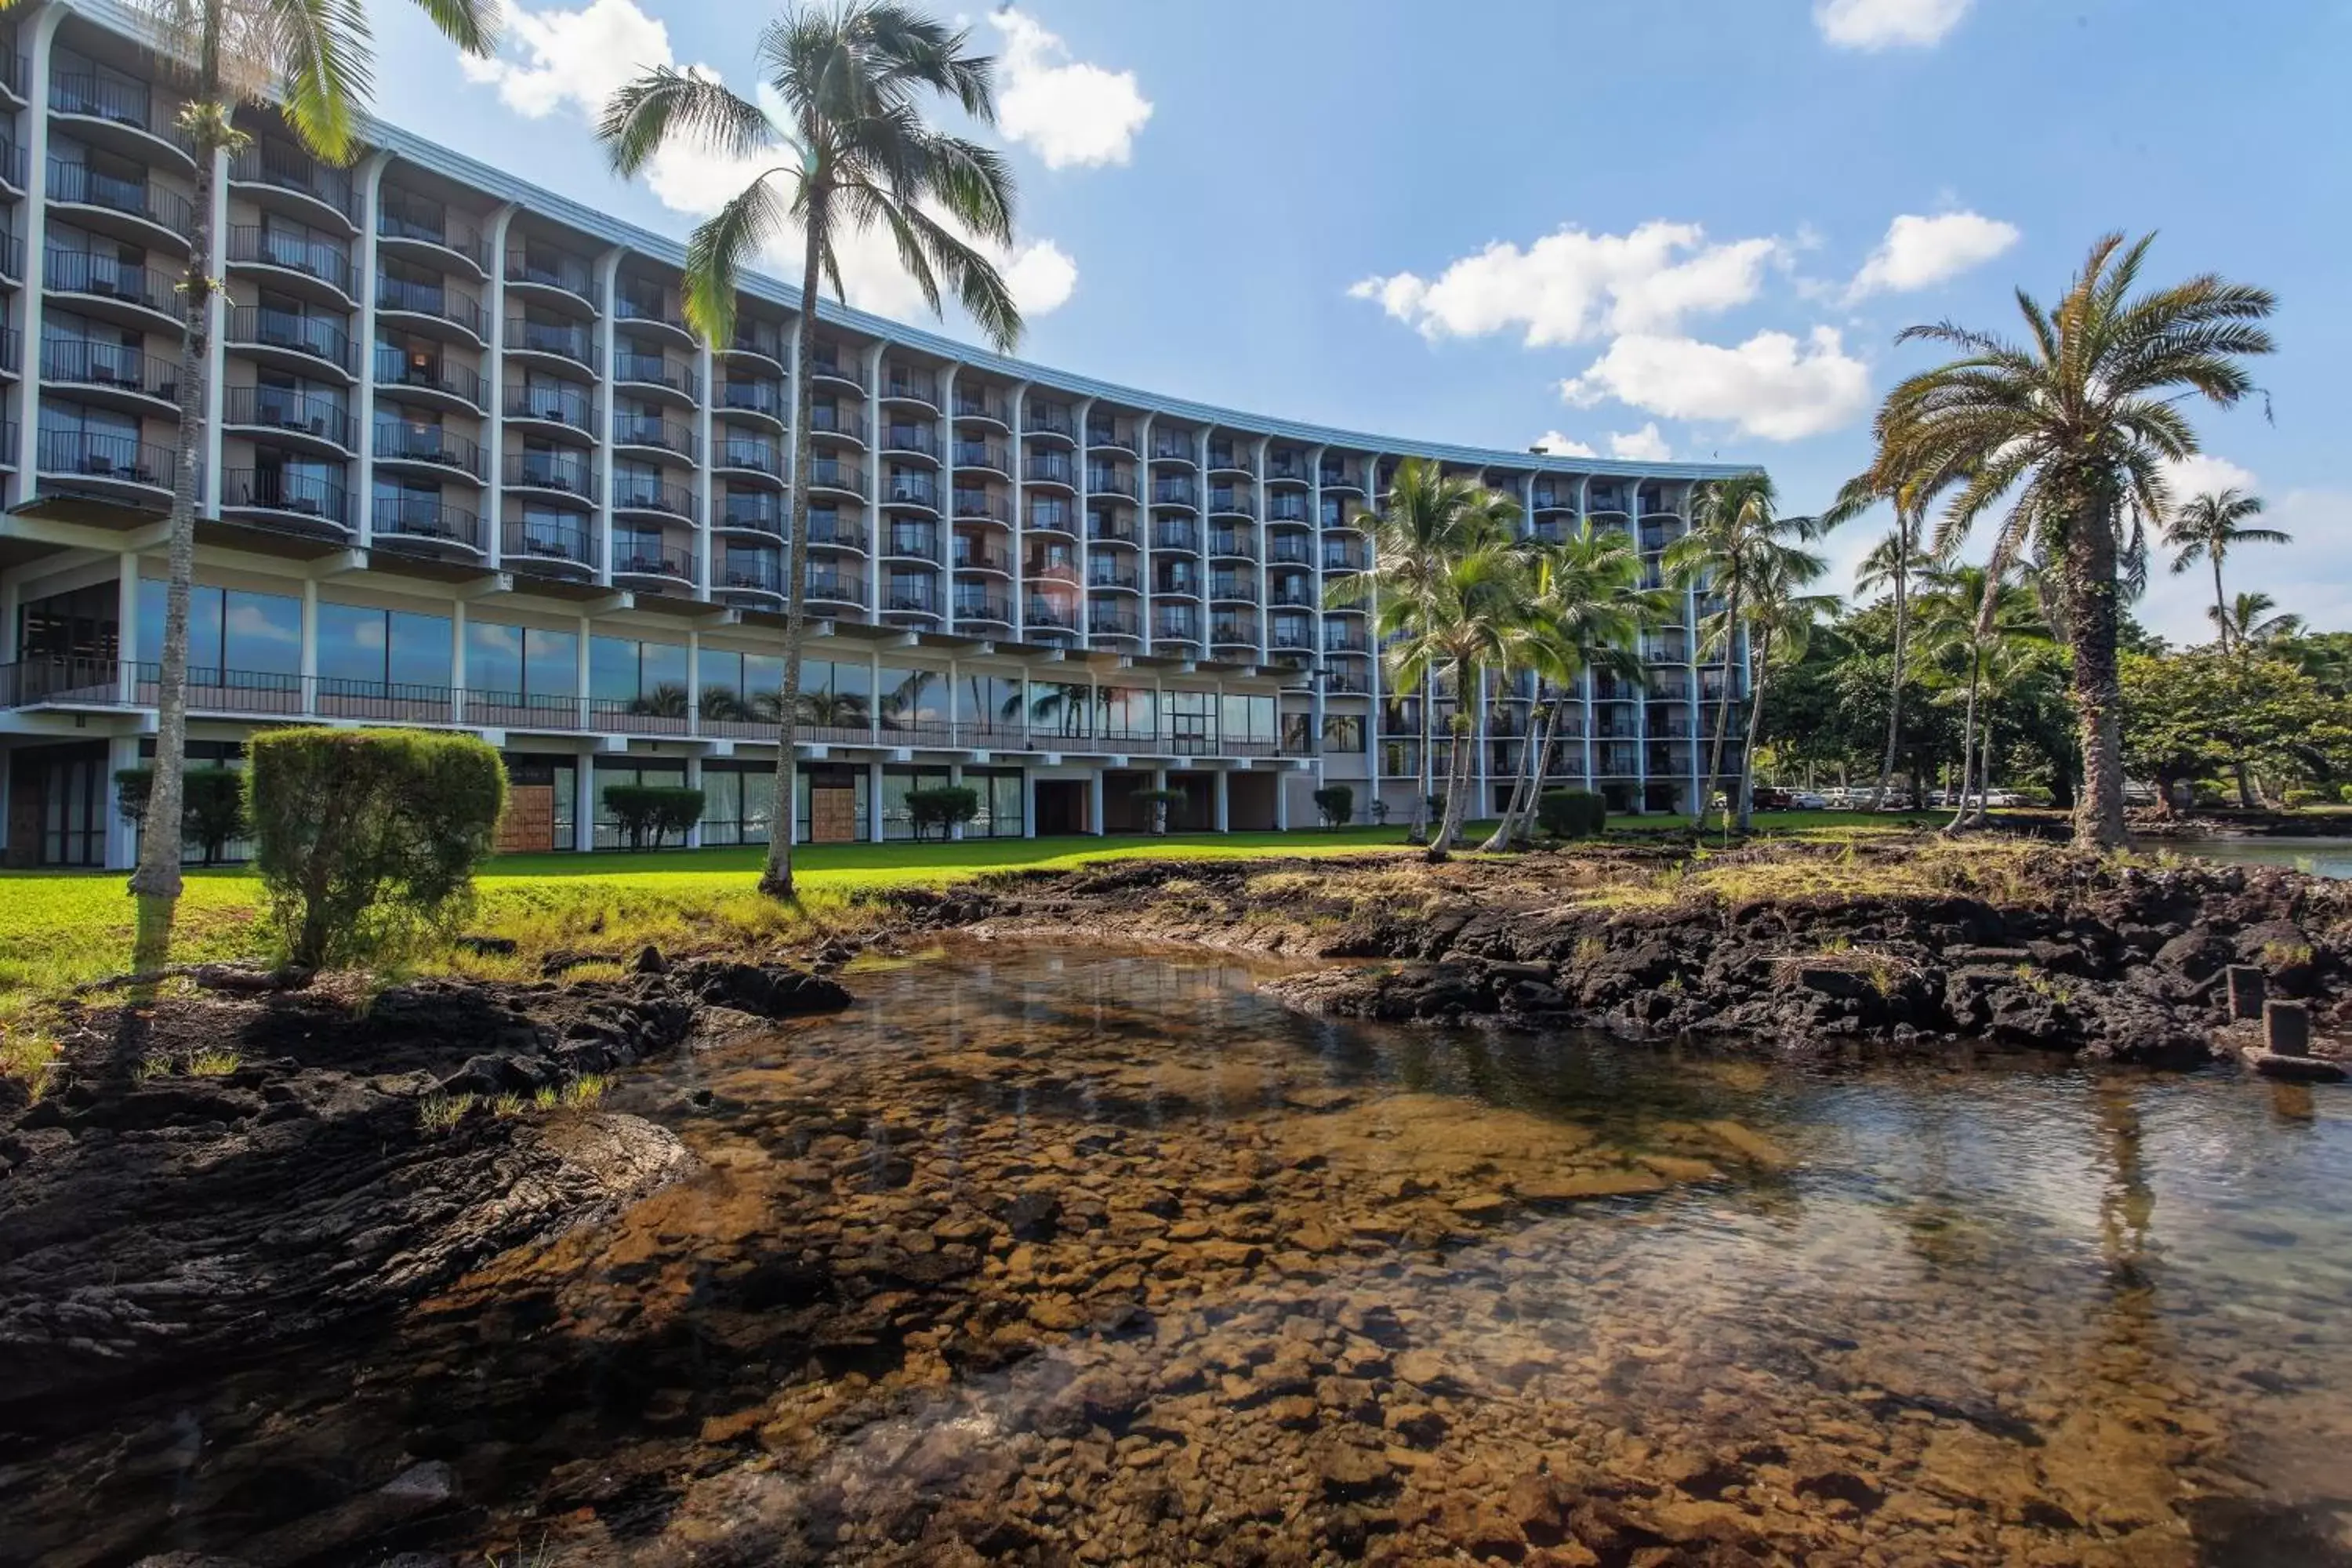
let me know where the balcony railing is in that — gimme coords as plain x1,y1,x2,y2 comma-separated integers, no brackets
1087,466,1138,498
1027,500,1078,534
613,543,693,581
953,540,1011,573
379,191,488,271
378,275,488,339
808,571,868,604
1086,420,1136,452
884,472,938,509
228,307,354,374
51,73,191,156
376,422,485,478
1150,433,1196,463
226,225,353,295
505,248,597,302
223,468,350,525
808,354,866,391
884,582,940,615
1152,521,1200,552
882,367,938,405
953,592,1011,624
1087,513,1136,545
953,489,1011,524
614,479,699,521
614,412,699,460
717,437,782,476
614,350,699,398
1088,607,1140,637
228,143,357,222
504,451,597,498
1208,530,1258,560
1087,564,1140,590
884,525,940,562
47,158,194,236
373,496,481,549
1152,478,1198,507
615,291,688,335
808,516,869,553
808,457,866,497
721,380,786,420
42,249,177,314
718,556,784,595
882,423,939,457
37,429,176,488
503,519,592,564
226,385,354,448
1027,402,1076,439
506,316,593,365
720,499,784,537
498,376,590,428
40,336,180,401
953,390,1008,423
953,439,1010,474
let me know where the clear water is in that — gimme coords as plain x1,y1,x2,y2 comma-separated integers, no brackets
2142,837,2352,880
6,942,2351,1566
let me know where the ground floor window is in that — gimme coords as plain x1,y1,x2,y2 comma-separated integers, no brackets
965,768,1025,838
699,764,776,846
502,754,577,853
879,765,952,841
11,743,109,867
591,760,687,849
132,739,251,863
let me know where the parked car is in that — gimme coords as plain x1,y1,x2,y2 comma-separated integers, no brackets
1751,786,1794,811
1982,789,2026,808
1788,790,1828,810
1820,787,1858,810
2123,781,2158,808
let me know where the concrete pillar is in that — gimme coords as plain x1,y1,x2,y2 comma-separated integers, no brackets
483,204,518,567
2227,964,2267,1022
1088,770,1105,836
574,750,597,852
116,555,141,702
450,598,468,724
350,152,390,548
2265,1000,2311,1058
1152,764,1168,833
1214,768,1229,833
867,757,885,843
201,145,229,519
947,760,964,841
298,579,318,710
1274,771,1290,831
105,733,143,870
1021,768,1036,839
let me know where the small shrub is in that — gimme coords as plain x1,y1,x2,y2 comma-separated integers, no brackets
2262,941,2314,970
0,1025,63,1103
906,785,980,841
249,728,506,970
115,766,249,866
419,1091,476,1131
490,1092,528,1119
184,1048,241,1077
2283,789,2324,810
1572,935,1607,968
561,1073,611,1109
1311,785,1355,829
532,1085,561,1111
603,784,706,850
2340,784,2352,805
1536,789,1607,840
1132,786,1185,833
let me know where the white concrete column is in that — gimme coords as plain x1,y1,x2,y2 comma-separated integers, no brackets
592,245,625,583
483,205,517,565
684,629,699,738
115,553,140,702
1087,769,1104,836
1136,412,1156,652
298,578,318,713
105,733,143,870
1213,768,1229,833
695,336,716,597
1073,394,1094,647
351,152,390,547
783,315,802,604
862,339,884,619
866,757,885,843
14,5,67,495
450,597,467,724
1021,768,1036,839
1274,770,1290,831
1008,377,1030,638
946,760,964,841
200,144,229,518
575,750,597,852
576,613,593,731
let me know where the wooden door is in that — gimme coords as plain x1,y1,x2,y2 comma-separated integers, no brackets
811,786,858,844
497,785,556,854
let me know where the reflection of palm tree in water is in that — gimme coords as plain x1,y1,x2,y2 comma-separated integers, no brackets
877,669,935,732
1019,682,1090,739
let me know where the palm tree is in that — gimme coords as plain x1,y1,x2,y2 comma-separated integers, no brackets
115,0,500,976
1479,525,1658,851
1376,533,1526,855
601,3,1022,898
1913,561,2053,829
1824,456,1957,812
1325,459,1515,842
2165,489,2286,653
1870,233,2276,848
1710,540,1832,834
2211,590,2302,648
1664,474,1817,830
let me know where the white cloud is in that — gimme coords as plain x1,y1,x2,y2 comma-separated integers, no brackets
1608,423,1674,462
1816,0,1973,50
2159,453,2260,501
2132,457,2349,642
1349,221,1783,347
459,0,1082,325
991,9,1153,169
1530,431,1598,459
1560,326,1871,443
1849,211,2020,298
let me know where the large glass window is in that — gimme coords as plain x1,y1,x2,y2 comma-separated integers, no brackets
697,764,775,846
879,765,951,840
591,760,688,849
1162,689,1214,754
1322,713,1364,751
317,602,452,691
877,665,943,733
966,768,1025,838
1026,681,1091,741
589,635,688,705
800,658,872,731
959,673,1020,735
138,580,299,684
467,620,575,706
1095,685,1154,742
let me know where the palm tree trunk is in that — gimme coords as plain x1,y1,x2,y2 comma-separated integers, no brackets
2066,506,2128,849
1735,627,1771,834
1871,520,1909,811
2212,554,2229,654
1480,704,1535,853
759,217,826,898
1408,656,1432,843
1431,663,1473,853
130,24,226,976
1696,586,1742,828
1947,649,1983,833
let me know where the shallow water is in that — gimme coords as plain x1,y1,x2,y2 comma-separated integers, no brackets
7,942,2352,1566
2140,835,2352,880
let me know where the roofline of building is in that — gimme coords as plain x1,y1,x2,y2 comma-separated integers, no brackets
59,0,1762,486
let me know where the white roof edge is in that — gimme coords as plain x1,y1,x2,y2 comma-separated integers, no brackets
62,0,1761,483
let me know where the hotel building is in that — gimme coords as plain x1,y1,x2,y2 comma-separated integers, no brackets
0,0,1758,868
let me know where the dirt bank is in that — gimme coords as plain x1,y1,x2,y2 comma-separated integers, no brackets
0,957,850,1410
926,836,2352,1067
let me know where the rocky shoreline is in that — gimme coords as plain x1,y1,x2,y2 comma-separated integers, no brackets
927,839,2352,1069
0,956,850,1411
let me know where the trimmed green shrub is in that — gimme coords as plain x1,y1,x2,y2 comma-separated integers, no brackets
1311,784,1355,829
906,785,981,840
2340,783,2352,805
115,766,248,866
249,728,506,969
1536,789,1607,840
603,784,706,850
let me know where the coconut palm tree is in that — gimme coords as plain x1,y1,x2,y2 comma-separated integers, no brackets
1376,532,1525,855
2167,490,2288,652
1325,459,1516,842
1913,560,2053,829
1479,525,1659,851
1825,454,1958,811
1704,537,1832,834
1870,233,2276,848
1664,474,1817,830
2211,590,2303,648
601,3,1022,898
114,0,500,975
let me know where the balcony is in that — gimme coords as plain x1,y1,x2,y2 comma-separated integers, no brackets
952,488,1011,525
40,338,179,410
1322,546,1366,573
225,225,354,301
1154,572,1201,601
378,192,489,276
35,429,176,500
1086,419,1136,453
807,571,868,608
1530,488,1574,514
953,439,1010,476
808,401,864,444
614,478,699,523
808,353,866,393
1086,466,1138,499
225,385,354,452
1087,606,1140,637
372,496,482,554
49,73,194,169
503,451,597,503
884,472,939,511
1319,466,1365,494
1025,597,1077,631
1266,451,1310,485
495,377,591,434
613,411,699,462
615,289,691,347
720,379,786,424
222,468,351,532
718,498,783,538
613,350,699,401
1323,626,1369,655
1151,520,1200,553
504,248,597,310
728,323,786,366
1026,401,1076,441
1207,447,1254,477
882,581,941,618
505,315,593,368
227,143,356,227
1087,512,1137,546
1269,622,1315,653
808,457,866,499
953,590,1011,626
46,158,192,248
1027,500,1078,536
953,389,1009,426
1152,615,1200,642
1208,529,1258,561
1087,562,1140,592
715,435,783,479
502,518,593,569
226,307,355,379
880,423,940,460
42,250,180,327
881,366,938,408
1267,535,1314,566
377,275,488,343
1151,477,1198,510
376,422,485,481
1209,575,1257,604
883,524,940,564
953,539,1011,575
717,555,783,598
808,516,869,554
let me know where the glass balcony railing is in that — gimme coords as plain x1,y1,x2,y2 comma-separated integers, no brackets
497,377,590,427
226,225,353,295
506,316,593,365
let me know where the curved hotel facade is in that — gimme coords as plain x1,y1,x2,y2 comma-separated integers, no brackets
0,0,1757,866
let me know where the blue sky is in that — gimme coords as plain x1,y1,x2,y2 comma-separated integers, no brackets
363,0,2351,642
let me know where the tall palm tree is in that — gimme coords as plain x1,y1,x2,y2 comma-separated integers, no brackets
2165,488,2287,652
1479,525,1658,851
118,0,501,976
1377,533,1525,855
1664,474,1817,830
1871,233,2276,848
1712,540,1831,834
1824,455,1957,811
601,3,1022,898
1325,459,1515,842
2210,590,2302,648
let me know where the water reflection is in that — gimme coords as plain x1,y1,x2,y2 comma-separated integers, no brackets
4,942,2350,1566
